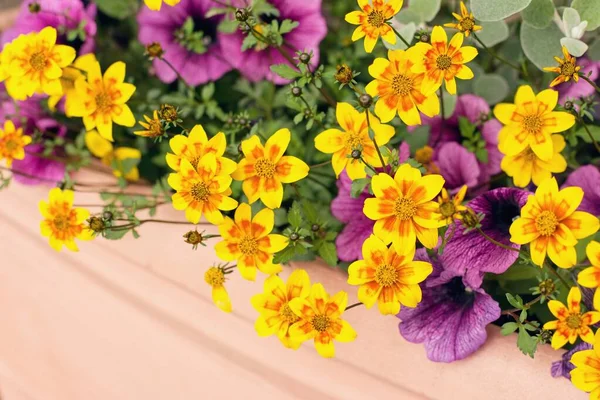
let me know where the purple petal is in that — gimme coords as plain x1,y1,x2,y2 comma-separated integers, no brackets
562,165,600,216
434,142,480,193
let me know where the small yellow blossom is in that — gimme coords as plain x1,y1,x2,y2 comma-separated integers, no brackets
143,0,181,11
0,120,32,167
436,185,467,226
135,111,164,138
444,1,482,37
543,46,581,88
345,0,403,53
204,266,232,313
571,330,600,399
414,145,440,175
50,53,97,111
578,241,600,311
85,130,141,181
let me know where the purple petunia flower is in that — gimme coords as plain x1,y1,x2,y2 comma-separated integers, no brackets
137,0,241,86
398,249,501,363
557,58,600,105
562,165,600,216
441,188,531,288
551,342,593,379
1,0,97,54
434,142,480,193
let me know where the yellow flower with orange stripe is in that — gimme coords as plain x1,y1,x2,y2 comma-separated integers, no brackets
543,46,581,88
251,269,311,349
436,185,467,227
578,241,600,310
0,120,32,167
215,203,288,281
366,49,440,125
345,0,403,53
288,283,357,358
543,287,600,349
232,129,309,209
571,330,600,399
510,178,599,268
363,164,444,254
493,85,575,162
444,1,482,37
204,266,232,313
85,130,141,181
314,103,394,180
408,26,477,95
348,235,432,315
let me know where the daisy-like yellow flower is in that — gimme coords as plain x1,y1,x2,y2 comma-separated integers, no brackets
288,283,357,358
50,53,97,112
345,0,403,53
232,129,309,209
204,266,232,313
85,130,141,181
251,269,311,349
144,0,181,11
414,145,440,175
363,164,445,254
494,85,575,162
348,235,432,315
444,1,482,37
543,287,600,349
215,203,288,281
501,135,567,188
571,330,600,400
39,188,94,252
408,26,477,95
0,120,32,167
436,185,467,226
314,103,394,180
168,154,238,225
509,178,600,268
134,111,165,138
0,27,75,100
366,49,440,125
543,46,581,88
578,241,600,309
69,60,136,142
166,125,237,175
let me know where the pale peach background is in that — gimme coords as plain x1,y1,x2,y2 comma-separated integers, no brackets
0,171,586,400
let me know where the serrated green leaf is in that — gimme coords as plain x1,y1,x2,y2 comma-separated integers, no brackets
517,326,538,358
521,0,554,28
301,200,318,223
318,242,337,266
279,19,299,34
351,178,370,198
103,228,130,240
458,117,476,138
96,0,137,19
519,309,527,322
270,64,302,80
501,322,519,335
217,19,239,33
471,0,532,21
506,293,524,309
288,201,303,228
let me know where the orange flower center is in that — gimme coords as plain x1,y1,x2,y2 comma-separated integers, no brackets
29,51,47,71
311,314,330,332
4,139,18,152
439,201,456,218
344,131,363,149
522,114,542,135
436,54,452,70
255,157,276,178
190,182,210,202
566,314,582,329
394,197,417,220
367,10,386,28
53,214,72,232
148,119,164,137
391,74,413,96
204,267,225,287
535,210,558,236
561,62,576,77
459,17,475,31
280,302,300,324
375,263,398,286
95,91,113,113
415,145,434,164
239,235,258,256
523,148,538,162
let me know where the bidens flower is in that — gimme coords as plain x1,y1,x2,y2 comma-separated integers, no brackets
85,130,141,181
215,203,288,281
288,283,357,358
543,287,600,349
50,53,98,112
544,46,582,88
314,102,394,180
134,111,164,139
233,129,309,209
436,185,467,227
578,241,600,309
366,49,440,125
363,164,445,254
204,266,231,313
0,120,32,167
348,235,432,315
143,0,181,11
69,60,136,142
39,188,94,252
345,0,403,53
510,178,599,268
571,330,600,399
494,85,575,161
444,1,482,37
251,269,311,349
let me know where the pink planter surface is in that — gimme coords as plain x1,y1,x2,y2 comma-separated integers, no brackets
0,172,586,400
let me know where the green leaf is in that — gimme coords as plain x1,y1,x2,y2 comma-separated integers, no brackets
201,83,215,101
279,19,299,34
519,309,528,322
572,0,600,31
458,117,476,138
441,89,457,118
270,64,302,80
521,0,555,28
288,201,303,228
405,0,441,22
500,322,519,335
103,228,130,240
471,0,532,21
517,327,538,358
575,125,600,144
561,37,588,57
217,19,239,33
383,23,416,50
588,38,600,61
521,22,563,71
475,20,509,47
301,201,319,224
96,0,137,19
404,125,430,151
273,245,298,264
351,178,370,198
473,74,509,105
474,148,488,163
318,242,338,266
506,293,524,309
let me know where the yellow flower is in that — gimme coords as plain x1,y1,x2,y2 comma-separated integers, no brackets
345,0,403,53
288,283,357,358
168,155,238,225
348,235,432,315
408,25,477,95
39,188,94,252
494,85,575,161
366,49,440,125
314,103,394,180
85,130,141,181
578,241,600,310
364,164,445,254
144,0,181,11
501,135,567,188
215,203,288,281
509,178,600,268
251,269,311,349
436,185,467,227
204,266,231,313
0,27,75,100
543,46,581,88
165,124,237,175
69,60,136,142
134,111,165,138
571,330,600,399
444,1,482,37
232,129,309,209
50,53,97,112
414,145,440,175
543,287,600,349
0,120,32,167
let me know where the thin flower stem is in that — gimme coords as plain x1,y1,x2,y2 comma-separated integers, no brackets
365,111,386,169
159,57,199,97
476,227,519,252
345,302,363,311
436,87,445,148
472,33,521,72
388,24,410,48
309,160,331,169
581,75,600,94
501,295,542,315
504,311,542,332
578,116,600,153
223,264,237,273
360,157,378,174
109,219,201,231
544,261,571,289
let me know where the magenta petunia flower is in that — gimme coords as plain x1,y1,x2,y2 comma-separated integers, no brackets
137,0,241,86
398,249,501,363
1,0,97,54
434,141,480,193
557,58,600,105
562,165,600,216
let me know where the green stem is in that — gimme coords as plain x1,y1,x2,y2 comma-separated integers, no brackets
309,160,332,169
472,33,520,72
501,295,543,315
388,23,410,47
345,302,363,311
578,116,600,153
365,111,386,169
476,227,519,252
545,261,571,289
360,157,378,174
581,75,600,94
